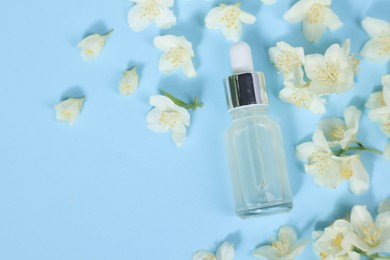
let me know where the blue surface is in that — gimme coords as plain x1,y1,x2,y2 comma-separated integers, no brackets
0,0,389,259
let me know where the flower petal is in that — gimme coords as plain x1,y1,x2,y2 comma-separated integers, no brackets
172,123,187,147
192,251,216,260
216,242,234,260
127,4,154,32
361,38,390,63
253,245,279,259
154,7,177,29
302,20,327,42
317,118,346,146
349,157,369,195
362,16,390,37
146,108,169,133
149,95,176,110
119,67,139,96
382,75,390,105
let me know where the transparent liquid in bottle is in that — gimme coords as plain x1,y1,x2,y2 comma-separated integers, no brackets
226,105,293,218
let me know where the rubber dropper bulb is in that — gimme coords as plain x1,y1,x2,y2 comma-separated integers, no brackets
229,41,254,74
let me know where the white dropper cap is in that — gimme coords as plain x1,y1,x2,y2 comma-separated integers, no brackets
229,41,254,74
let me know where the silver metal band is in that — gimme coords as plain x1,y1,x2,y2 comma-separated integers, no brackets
224,72,269,110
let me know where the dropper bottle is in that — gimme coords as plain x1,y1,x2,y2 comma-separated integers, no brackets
224,41,293,218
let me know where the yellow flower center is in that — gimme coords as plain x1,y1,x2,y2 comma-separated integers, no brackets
306,4,326,24
63,110,73,119
320,252,328,259
159,111,180,128
383,121,390,134
271,233,290,256
276,52,300,75
288,90,312,109
166,48,186,67
86,49,94,55
374,35,390,56
221,7,240,29
313,62,340,86
361,223,383,246
140,1,161,21
330,125,345,140
124,84,131,89
309,151,331,175
333,233,344,247
341,167,353,179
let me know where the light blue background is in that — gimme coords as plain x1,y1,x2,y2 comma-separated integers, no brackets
0,0,389,259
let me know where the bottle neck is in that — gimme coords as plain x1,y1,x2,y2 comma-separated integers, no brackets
229,104,268,119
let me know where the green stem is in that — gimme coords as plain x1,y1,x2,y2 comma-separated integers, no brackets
162,90,203,112
347,146,383,155
369,253,390,259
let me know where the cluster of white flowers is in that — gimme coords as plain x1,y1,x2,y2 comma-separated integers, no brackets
295,106,386,195
313,199,390,259
269,39,358,114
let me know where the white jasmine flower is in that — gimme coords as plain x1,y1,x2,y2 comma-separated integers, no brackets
127,0,176,32
77,30,113,61
55,97,85,125
379,198,390,214
305,39,356,95
317,106,361,149
205,3,256,42
119,67,139,96
269,41,305,81
193,241,234,260
279,77,326,114
146,95,190,147
346,205,390,255
333,155,369,195
153,35,196,78
366,75,390,136
384,143,390,160
261,0,277,4
296,130,340,188
253,226,308,260
313,219,358,260
283,0,342,42
361,17,390,63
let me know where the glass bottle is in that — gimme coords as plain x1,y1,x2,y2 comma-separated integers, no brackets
224,42,293,218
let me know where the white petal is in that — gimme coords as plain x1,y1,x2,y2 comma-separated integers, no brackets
222,25,243,42
261,0,277,4
149,95,176,110
317,118,346,145
288,240,308,259
351,205,374,236
324,8,343,31
382,75,390,105
127,4,153,32
283,0,312,24
384,143,390,161
361,38,390,63
366,92,385,110
77,34,107,61
155,0,173,7
55,97,85,125
182,59,197,78
253,245,279,259
171,123,186,147
205,6,225,29
344,106,361,133
279,226,298,244
154,7,176,29
192,251,216,260
239,11,256,24
146,108,168,132
119,67,139,96
347,251,361,260
216,242,234,260
302,20,327,42
349,158,369,195
362,17,390,37
313,129,331,152
296,142,317,162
